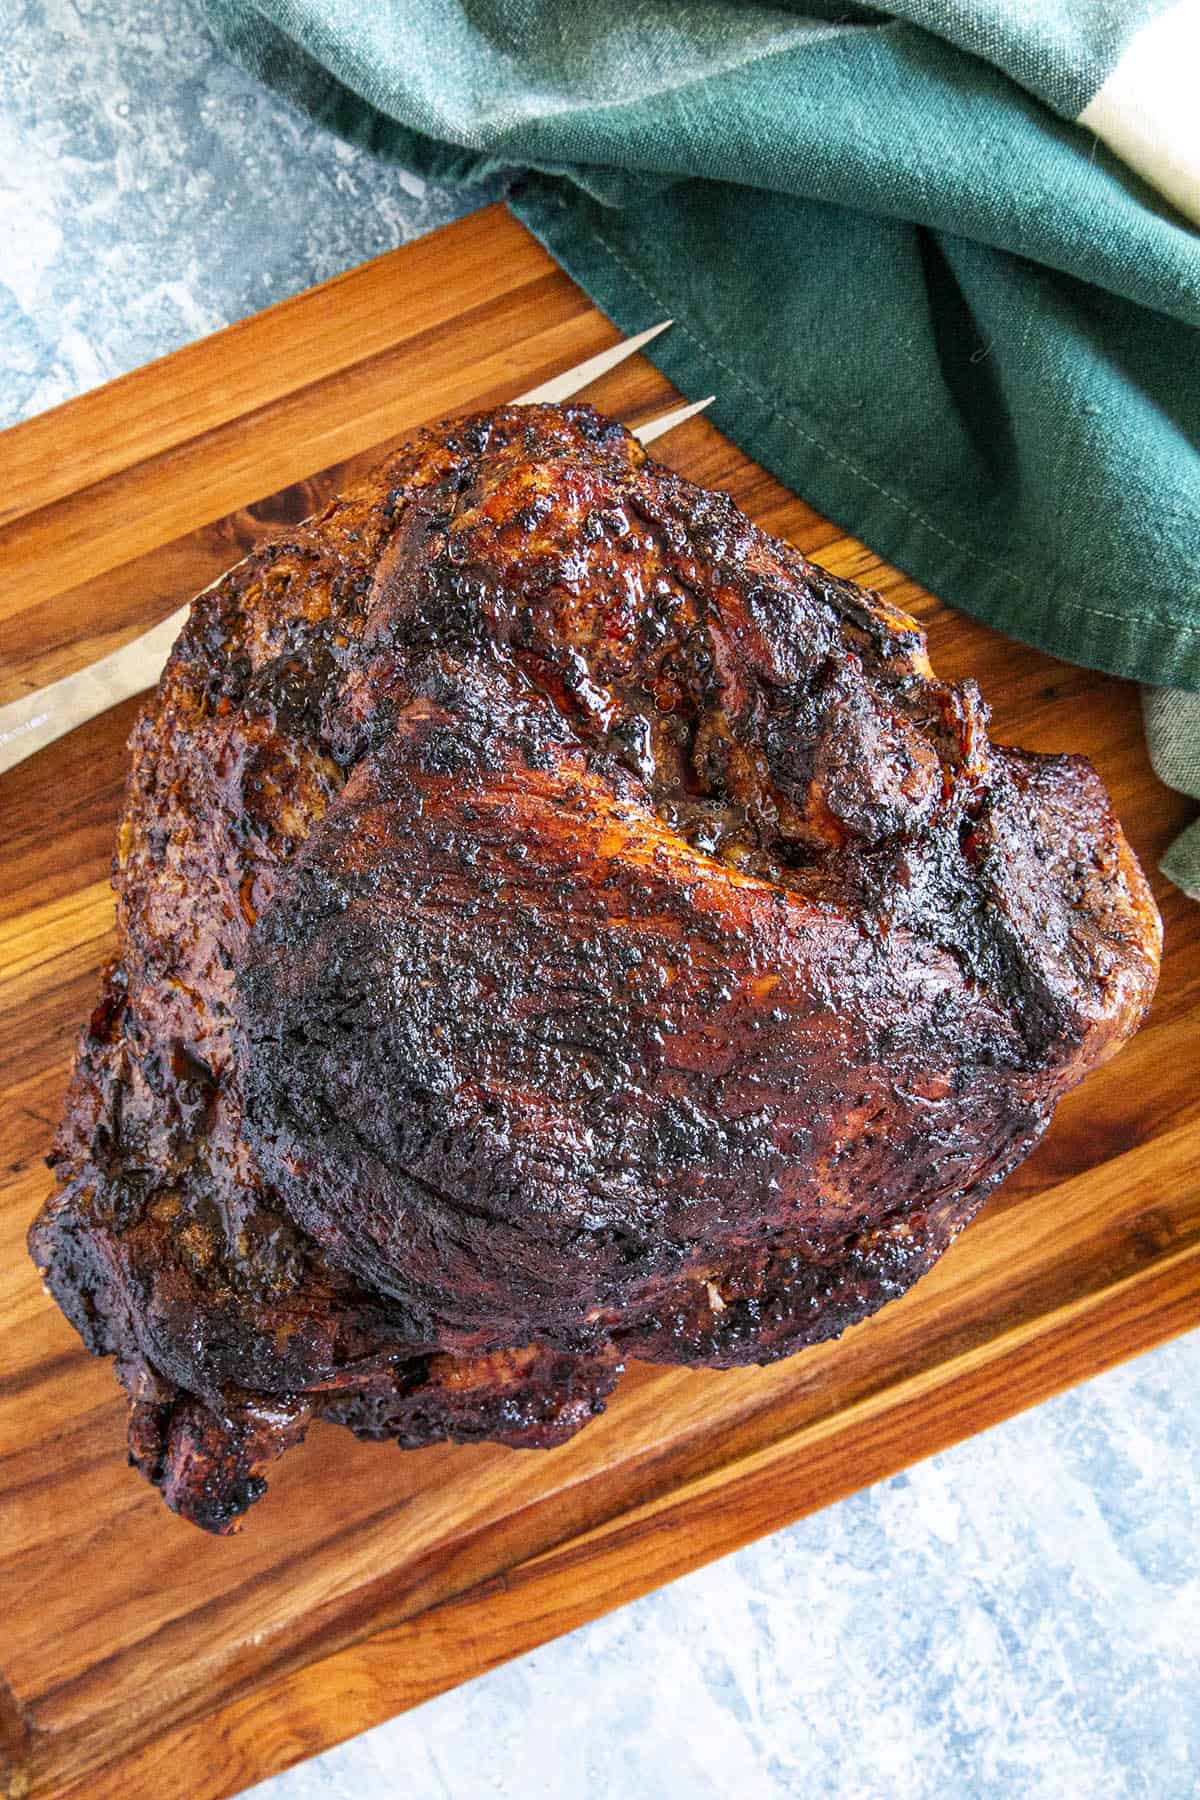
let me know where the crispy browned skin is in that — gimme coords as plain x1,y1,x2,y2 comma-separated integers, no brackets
30,405,1161,1531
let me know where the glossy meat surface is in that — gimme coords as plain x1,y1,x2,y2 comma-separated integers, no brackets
30,405,1161,1530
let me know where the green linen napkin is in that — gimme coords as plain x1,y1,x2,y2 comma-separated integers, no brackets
204,0,1200,892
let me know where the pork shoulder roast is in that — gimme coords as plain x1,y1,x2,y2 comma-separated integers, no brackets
30,405,1161,1531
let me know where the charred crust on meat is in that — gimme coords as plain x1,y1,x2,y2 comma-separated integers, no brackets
30,404,1161,1530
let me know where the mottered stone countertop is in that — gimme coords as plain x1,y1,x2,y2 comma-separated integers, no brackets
4,5,1197,1796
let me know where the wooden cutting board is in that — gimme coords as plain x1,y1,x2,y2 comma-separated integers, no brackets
1,203,1197,1800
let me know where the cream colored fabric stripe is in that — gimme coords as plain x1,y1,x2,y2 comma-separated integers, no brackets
1078,0,1200,225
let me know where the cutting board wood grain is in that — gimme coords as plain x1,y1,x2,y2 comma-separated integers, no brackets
1,203,1197,1800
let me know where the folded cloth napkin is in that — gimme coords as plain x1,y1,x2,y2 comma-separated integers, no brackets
205,0,1200,892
